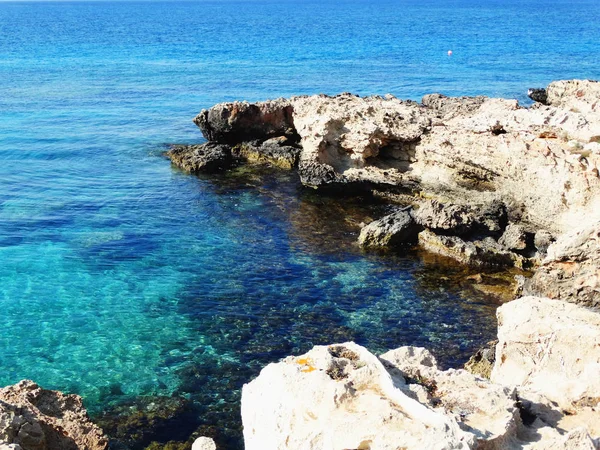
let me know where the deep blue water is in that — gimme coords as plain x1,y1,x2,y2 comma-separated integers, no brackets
1,0,599,447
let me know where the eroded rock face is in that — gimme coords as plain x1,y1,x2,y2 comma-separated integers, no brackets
193,99,296,144
0,380,107,450
166,143,233,173
526,225,600,307
492,296,600,412
417,229,527,269
242,341,600,450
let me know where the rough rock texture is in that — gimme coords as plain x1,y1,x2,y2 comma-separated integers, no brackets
379,346,520,449
193,80,600,235
492,296,600,412
358,209,420,248
193,99,296,144
418,229,527,269
166,143,232,173
526,225,600,307
232,137,301,169
411,200,475,235
464,340,497,379
242,342,478,450
499,224,532,253
0,380,107,450
242,341,600,450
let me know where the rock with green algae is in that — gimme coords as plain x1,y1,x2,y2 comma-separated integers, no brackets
94,396,197,450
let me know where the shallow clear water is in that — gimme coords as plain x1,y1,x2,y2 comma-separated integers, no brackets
0,0,599,447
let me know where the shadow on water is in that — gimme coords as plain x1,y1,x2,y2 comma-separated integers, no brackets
96,165,508,450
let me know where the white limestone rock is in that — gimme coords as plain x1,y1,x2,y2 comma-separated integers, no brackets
191,437,217,450
241,342,530,450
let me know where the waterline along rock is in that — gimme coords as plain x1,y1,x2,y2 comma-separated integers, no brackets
169,79,600,291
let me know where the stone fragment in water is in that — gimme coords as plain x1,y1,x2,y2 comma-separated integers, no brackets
166,143,232,173
358,209,419,248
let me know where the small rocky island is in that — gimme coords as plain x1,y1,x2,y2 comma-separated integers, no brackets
2,80,599,449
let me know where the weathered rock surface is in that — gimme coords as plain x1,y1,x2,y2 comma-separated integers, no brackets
358,209,419,248
191,80,600,236
243,342,489,450
418,229,527,269
411,199,475,235
242,340,600,450
492,296,600,412
464,340,497,379
499,224,532,253
0,380,107,450
166,143,232,173
232,137,301,169
191,437,216,450
526,225,600,307
193,99,296,144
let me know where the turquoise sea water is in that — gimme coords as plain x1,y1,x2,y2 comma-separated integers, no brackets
1,0,599,447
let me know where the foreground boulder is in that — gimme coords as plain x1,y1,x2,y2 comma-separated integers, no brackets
0,380,108,450
242,341,596,450
357,209,419,248
242,342,477,449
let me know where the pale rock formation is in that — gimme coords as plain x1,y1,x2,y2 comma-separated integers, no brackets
379,346,520,449
0,380,107,450
242,342,477,450
491,296,600,442
526,224,600,307
241,342,535,450
191,437,217,450
492,296,600,410
184,79,600,238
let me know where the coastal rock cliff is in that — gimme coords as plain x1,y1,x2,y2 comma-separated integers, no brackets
175,79,600,236
0,380,107,450
168,79,600,305
162,80,600,449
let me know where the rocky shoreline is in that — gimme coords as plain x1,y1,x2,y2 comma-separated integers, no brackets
173,79,600,449
2,80,599,449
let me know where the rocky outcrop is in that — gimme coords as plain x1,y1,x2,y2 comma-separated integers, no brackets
193,99,296,144
491,296,600,443
241,338,600,450
417,229,528,269
166,143,232,173
492,297,600,412
0,380,107,450
525,225,600,307
172,79,600,285
242,342,501,450
357,208,419,248
183,80,600,237
232,137,301,169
